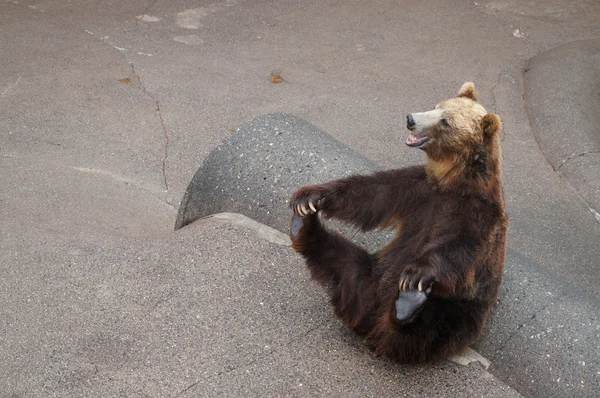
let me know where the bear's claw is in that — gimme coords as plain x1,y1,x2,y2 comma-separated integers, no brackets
291,188,324,216
294,200,319,216
301,202,309,215
399,277,434,292
398,267,436,293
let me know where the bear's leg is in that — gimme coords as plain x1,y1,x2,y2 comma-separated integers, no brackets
291,214,377,332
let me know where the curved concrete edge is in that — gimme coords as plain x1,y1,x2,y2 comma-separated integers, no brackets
523,38,600,219
175,113,377,232
208,212,291,247
175,112,394,251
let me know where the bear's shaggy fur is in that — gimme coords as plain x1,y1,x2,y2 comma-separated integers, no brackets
290,82,508,363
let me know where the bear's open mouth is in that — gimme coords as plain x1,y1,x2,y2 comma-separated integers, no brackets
406,132,430,147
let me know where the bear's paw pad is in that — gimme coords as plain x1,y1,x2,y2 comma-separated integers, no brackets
394,289,430,324
290,214,305,237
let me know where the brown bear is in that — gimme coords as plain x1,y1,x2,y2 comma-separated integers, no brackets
289,82,508,363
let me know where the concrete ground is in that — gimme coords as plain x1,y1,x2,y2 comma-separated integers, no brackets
1,0,599,397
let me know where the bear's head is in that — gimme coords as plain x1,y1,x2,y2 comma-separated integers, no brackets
405,82,503,195
406,82,501,156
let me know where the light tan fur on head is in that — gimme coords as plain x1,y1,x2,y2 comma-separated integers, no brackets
423,97,487,159
406,82,503,201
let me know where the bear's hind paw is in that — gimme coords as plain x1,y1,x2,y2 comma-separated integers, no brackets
394,289,430,324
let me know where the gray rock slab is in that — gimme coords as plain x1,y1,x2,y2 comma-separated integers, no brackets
175,113,394,250
0,215,520,397
475,248,600,398
175,113,376,231
523,38,600,213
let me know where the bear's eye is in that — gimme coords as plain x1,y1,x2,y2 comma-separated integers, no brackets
440,118,449,127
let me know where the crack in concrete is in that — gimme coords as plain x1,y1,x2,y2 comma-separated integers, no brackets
173,321,326,397
78,27,169,192
157,103,170,193
556,150,600,171
521,69,600,225
553,150,600,224
173,380,200,398
129,63,170,193
489,73,502,112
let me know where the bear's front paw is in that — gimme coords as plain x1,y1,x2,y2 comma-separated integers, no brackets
399,267,435,293
290,185,328,216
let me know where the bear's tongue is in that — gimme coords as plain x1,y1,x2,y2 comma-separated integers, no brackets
406,132,429,147
406,133,418,145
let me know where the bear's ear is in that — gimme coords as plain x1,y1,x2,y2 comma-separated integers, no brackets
481,113,502,139
457,82,478,101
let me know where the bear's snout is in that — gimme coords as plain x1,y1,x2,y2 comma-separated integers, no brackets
407,114,415,130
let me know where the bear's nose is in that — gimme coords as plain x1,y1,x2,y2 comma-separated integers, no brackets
406,114,415,130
